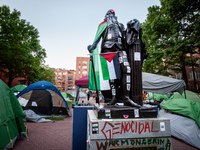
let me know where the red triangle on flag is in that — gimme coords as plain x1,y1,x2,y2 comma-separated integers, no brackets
100,52,117,62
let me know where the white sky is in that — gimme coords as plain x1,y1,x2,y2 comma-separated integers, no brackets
1,0,160,70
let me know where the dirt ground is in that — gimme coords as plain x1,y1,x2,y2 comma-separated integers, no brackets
13,97,198,150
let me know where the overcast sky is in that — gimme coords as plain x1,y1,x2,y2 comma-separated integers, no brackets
1,0,160,70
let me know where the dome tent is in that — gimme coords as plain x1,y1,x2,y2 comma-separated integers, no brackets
16,81,69,115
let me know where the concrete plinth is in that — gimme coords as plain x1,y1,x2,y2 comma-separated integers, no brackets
87,110,172,150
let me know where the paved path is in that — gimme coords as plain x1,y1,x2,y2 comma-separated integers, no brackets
13,98,198,150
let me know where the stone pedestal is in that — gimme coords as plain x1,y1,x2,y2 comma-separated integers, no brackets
87,110,172,150
93,103,157,119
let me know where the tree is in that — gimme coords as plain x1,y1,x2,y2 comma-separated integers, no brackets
36,65,55,84
142,0,200,89
0,5,47,87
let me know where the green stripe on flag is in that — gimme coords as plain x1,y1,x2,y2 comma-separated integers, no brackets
100,55,110,80
88,21,108,91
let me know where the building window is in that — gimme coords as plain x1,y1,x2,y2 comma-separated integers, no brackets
82,66,87,69
57,87,61,91
82,71,87,74
62,87,65,91
83,61,87,64
175,73,182,79
58,77,61,80
197,84,200,90
68,87,72,90
68,76,73,85
55,77,57,80
57,82,61,85
63,72,66,75
63,77,65,80
79,66,81,69
189,71,193,79
79,61,81,64
58,72,62,75
195,71,200,79
54,72,57,75
62,82,65,85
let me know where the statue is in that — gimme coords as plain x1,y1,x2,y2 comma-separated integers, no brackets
88,9,148,107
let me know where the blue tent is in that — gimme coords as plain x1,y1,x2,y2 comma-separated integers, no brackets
16,81,69,115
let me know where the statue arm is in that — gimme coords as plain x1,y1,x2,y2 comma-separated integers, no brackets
87,37,101,53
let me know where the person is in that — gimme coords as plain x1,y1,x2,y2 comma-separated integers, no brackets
87,90,92,101
88,9,140,107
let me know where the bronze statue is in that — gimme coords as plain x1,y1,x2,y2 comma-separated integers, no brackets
88,9,148,107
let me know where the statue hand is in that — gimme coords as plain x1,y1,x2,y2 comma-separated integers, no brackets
87,45,94,53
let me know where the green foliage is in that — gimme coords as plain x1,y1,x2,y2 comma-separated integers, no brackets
142,0,200,89
0,5,54,87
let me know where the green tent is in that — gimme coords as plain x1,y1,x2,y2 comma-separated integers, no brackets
61,92,67,98
11,84,27,93
0,80,26,149
147,93,169,101
160,90,200,127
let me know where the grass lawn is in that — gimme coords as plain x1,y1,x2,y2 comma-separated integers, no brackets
44,117,65,121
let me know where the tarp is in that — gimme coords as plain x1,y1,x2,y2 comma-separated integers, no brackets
75,73,186,95
159,109,200,149
23,110,53,123
160,90,200,127
142,72,185,95
75,75,88,88
0,80,26,150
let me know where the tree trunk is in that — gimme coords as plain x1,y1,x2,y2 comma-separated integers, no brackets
180,56,188,89
191,58,197,90
8,76,14,88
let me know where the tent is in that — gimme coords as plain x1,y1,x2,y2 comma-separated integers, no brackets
75,75,88,88
160,90,200,127
142,72,185,95
75,73,186,94
16,81,69,115
0,80,26,150
61,92,67,98
11,84,27,93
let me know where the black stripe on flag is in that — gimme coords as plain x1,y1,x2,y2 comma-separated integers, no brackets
113,53,122,79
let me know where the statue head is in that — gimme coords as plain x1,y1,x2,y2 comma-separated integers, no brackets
104,9,117,22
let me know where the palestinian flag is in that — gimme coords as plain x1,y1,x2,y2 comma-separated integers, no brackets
100,52,121,80
89,21,110,91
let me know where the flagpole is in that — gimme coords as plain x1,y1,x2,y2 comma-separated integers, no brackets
90,55,99,104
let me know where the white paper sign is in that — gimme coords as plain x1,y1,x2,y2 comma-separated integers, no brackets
160,122,165,131
134,52,141,61
134,109,139,118
31,101,37,106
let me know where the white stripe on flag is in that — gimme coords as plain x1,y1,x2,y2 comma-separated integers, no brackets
107,60,116,80
98,42,110,91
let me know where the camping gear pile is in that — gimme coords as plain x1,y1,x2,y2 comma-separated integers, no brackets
16,81,69,116
159,90,200,149
0,80,26,150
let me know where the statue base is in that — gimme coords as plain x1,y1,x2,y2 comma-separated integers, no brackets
93,103,157,119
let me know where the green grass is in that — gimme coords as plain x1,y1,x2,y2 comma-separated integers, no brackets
44,117,65,121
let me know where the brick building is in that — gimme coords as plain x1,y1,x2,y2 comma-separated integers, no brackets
75,57,90,80
170,53,200,91
54,68,76,92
